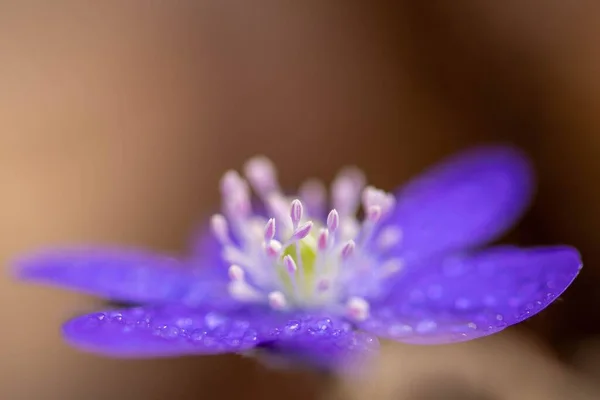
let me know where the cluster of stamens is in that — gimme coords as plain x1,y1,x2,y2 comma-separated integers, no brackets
210,156,404,321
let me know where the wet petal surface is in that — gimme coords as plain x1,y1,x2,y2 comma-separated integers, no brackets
63,305,377,363
360,246,582,344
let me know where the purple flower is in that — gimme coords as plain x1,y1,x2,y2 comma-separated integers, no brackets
15,146,582,370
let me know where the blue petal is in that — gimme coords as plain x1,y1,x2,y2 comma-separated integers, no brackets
360,246,581,344
256,314,379,371
62,306,378,363
63,305,265,357
190,228,228,279
383,146,534,263
15,248,229,305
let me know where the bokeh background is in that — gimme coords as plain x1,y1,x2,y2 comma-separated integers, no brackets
2,1,600,399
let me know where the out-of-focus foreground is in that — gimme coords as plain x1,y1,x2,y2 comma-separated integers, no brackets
1,2,600,399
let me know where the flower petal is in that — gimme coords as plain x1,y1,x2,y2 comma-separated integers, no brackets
360,246,581,344
15,248,229,305
383,146,534,262
63,305,270,357
190,229,228,279
62,305,379,363
255,315,379,371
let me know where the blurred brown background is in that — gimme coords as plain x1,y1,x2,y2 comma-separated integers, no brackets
1,1,600,399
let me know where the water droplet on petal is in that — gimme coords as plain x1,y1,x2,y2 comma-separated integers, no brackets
455,297,470,310
388,324,413,336
205,312,225,329
316,318,333,331
416,320,437,333
284,321,301,335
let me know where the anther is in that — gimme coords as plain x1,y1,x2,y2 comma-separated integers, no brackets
264,240,282,257
221,170,247,196
283,255,298,273
366,205,382,222
210,214,230,245
346,297,370,321
244,156,278,195
332,167,365,215
317,228,329,251
264,218,276,242
268,291,287,310
290,199,303,228
362,186,395,216
290,221,313,241
341,240,356,260
326,209,339,233
228,265,245,281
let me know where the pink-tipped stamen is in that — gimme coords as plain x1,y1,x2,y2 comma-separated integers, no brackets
341,240,356,261
244,156,278,196
283,255,298,274
264,218,276,242
346,296,370,321
326,209,339,233
317,228,329,251
290,221,313,242
210,214,231,245
290,199,303,228
264,240,282,258
268,291,287,310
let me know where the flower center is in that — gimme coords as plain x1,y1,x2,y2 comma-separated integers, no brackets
210,156,404,321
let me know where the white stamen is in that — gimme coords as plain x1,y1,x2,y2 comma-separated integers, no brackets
244,156,278,196
362,186,395,216
210,214,230,245
220,172,251,220
332,181,357,216
332,167,365,216
222,246,254,268
340,219,360,240
366,205,382,222
359,205,384,245
229,281,263,302
346,297,370,321
220,170,247,196
215,157,401,313
376,227,403,249
339,166,366,189
266,193,292,228
264,240,282,257
268,291,287,310
224,192,251,219
228,265,245,281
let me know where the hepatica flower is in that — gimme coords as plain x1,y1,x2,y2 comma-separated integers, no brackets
16,146,582,371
